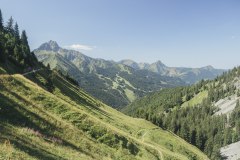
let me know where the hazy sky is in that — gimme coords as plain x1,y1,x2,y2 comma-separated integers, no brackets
1,0,240,69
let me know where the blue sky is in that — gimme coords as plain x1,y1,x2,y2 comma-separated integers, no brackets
0,0,240,69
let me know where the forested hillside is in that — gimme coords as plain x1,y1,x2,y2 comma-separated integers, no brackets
0,9,208,160
34,41,185,108
123,67,240,159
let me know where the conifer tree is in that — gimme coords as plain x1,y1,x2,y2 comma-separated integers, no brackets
14,22,20,41
47,63,51,70
0,9,3,31
21,30,30,54
236,99,240,108
236,120,240,136
6,16,14,34
0,31,4,62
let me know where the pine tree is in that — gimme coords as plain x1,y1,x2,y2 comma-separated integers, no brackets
180,121,189,140
189,128,196,145
14,22,20,42
223,128,232,145
236,99,240,109
196,129,204,150
47,63,51,70
21,30,30,54
236,120,240,136
14,45,20,61
6,16,14,34
0,9,3,31
237,90,240,97
0,10,3,54
0,30,5,62
204,138,213,156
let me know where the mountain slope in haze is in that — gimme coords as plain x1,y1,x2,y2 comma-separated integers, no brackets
120,59,225,84
122,66,240,159
34,41,185,108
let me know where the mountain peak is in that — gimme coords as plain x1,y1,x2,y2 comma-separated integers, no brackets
119,59,136,64
119,59,140,69
48,40,59,48
153,60,166,67
37,40,61,52
202,65,214,70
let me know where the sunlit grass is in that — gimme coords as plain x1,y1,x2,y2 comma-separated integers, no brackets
0,72,208,159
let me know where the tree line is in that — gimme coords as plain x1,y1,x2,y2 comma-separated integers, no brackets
0,9,38,71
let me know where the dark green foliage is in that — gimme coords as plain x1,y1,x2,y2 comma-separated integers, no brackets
14,22,20,42
123,66,240,159
0,9,3,31
122,80,208,116
21,30,30,54
47,63,50,70
65,73,79,86
0,11,38,72
6,16,14,34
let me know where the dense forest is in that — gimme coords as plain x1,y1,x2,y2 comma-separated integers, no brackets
0,9,39,73
123,67,240,159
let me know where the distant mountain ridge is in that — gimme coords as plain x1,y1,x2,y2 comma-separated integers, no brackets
34,40,224,107
34,41,185,108
119,59,225,84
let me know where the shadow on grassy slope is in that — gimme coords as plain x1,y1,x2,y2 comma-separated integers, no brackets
0,91,94,159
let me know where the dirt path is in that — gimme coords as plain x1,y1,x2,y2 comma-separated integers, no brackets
138,128,164,160
22,68,43,76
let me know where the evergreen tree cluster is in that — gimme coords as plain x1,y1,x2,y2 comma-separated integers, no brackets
0,9,37,70
208,67,240,102
124,66,240,159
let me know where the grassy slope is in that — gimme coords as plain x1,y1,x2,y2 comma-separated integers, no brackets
123,85,209,116
0,70,208,160
181,91,208,108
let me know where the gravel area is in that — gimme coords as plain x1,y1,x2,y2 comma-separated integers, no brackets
215,95,239,115
221,141,240,160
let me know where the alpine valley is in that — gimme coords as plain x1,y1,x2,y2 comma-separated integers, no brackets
0,4,238,160
34,41,224,108
0,9,209,160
